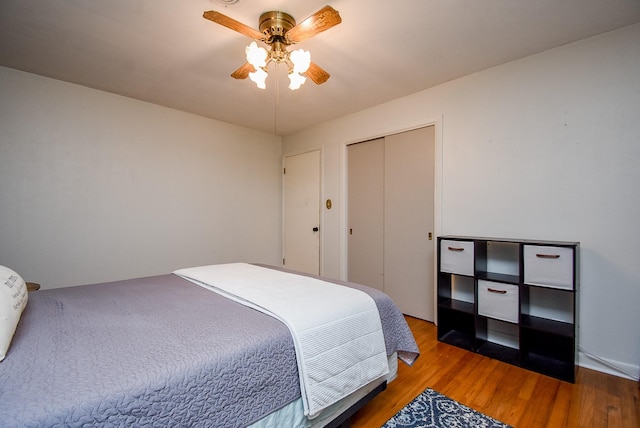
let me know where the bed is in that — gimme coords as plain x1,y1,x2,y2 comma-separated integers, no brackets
0,263,419,427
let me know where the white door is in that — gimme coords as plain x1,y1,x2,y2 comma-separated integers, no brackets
384,127,435,321
283,150,320,275
347,139,384,290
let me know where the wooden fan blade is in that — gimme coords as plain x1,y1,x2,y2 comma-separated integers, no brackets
203,11,265,40
285,5,341,44
231,62,256,80
304,62,330,85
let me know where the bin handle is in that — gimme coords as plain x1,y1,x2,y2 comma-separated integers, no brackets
536,253,560,259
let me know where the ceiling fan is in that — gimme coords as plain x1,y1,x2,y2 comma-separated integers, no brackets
203,5,342,89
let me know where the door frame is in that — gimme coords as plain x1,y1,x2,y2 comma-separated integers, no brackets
282,148,323,274
340,115,443,320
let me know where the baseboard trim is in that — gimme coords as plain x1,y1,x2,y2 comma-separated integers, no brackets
578,350,639,381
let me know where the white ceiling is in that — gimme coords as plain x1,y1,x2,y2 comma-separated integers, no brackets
1,0,639,136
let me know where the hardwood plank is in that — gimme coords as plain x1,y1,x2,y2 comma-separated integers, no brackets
546,381,573,427
350,316,640,428
517,375,559,428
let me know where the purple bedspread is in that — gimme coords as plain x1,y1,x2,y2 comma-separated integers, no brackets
0,269,418,427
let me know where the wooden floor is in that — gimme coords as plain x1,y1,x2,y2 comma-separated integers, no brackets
350,316,639,428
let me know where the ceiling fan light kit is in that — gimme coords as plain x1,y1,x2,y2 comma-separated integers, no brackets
203,5,341,90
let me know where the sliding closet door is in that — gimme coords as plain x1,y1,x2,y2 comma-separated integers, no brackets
384,127,435,321
347,139,384,291
347,127,435,321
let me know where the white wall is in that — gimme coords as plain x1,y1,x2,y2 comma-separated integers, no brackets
0,66,282,287
283,24,640,380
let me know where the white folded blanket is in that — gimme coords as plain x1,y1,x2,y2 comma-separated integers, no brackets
173,263,389,418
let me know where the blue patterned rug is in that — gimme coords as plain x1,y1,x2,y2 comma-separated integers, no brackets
382,388,512,428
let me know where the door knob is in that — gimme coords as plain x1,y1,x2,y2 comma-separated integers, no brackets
312,227,319,232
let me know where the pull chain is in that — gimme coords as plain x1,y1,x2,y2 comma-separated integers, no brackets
273,62,279,135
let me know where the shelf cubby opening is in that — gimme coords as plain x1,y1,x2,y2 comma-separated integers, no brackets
475,240,520,284
439,298,474,314
451,274,474,303
521,315,574,337
521,285,574,325
520,328,574,364
438,273,475,313
475,313,521,366
437,308,475,351
477,317,519,345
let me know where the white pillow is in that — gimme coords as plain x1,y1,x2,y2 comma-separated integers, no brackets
0,265,28,361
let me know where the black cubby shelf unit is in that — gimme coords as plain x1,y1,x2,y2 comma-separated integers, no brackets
437,236,579,383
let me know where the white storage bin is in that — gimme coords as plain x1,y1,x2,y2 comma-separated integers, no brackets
524,245,574,290
478,280,519,323
440,240,474,276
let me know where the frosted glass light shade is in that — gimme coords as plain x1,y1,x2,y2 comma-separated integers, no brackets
288,72,306,90
249,67,268,89
246,42,267,68
290,49,311,74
